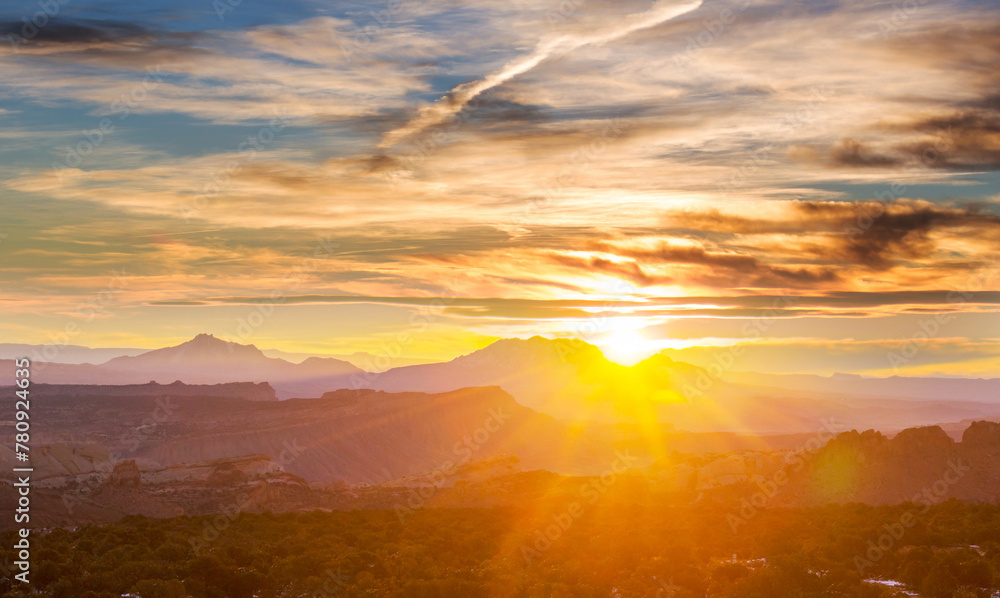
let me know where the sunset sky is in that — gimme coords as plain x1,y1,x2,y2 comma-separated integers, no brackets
1,0,998,375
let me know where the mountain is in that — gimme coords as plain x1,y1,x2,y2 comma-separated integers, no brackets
262,348,435,370
368,336,711,421
100,333,361,382
0,334,363,398
5,334,1000,433
366,337,1000,433
0,343,146,364
778,421,1000,505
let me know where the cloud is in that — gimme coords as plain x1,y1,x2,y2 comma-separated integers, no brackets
795,110,1000,171
0,17,429,125
377,0,702,149
580,240,842,289
792,200,1000,270
1,1,1000,371
0,19,181,46
825,138,902,168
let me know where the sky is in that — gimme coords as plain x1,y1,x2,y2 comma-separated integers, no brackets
0,0,998,376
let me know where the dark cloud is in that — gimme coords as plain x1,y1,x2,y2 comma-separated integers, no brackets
798,200,1000,270
0,20,153,45
456,92,548,126
623,244,760,270
1,18,206,67
827,138,902,168
667,200,999,274
1,18,200,47
549,253,670,286
891,111,1000,170
799,20,1000,172
966,93,1000,112
550,240,841,290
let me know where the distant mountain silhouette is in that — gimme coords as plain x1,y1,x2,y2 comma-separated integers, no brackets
0,343,145,364
0,334,361,396
365,337,1000,432
368,336,711,421
3,335,1000,432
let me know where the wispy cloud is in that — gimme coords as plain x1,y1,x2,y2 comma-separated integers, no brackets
378,0,702,149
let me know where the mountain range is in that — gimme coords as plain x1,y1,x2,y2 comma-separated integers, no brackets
3,333,1000,434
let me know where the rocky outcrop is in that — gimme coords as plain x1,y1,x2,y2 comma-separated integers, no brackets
776,422,995,505
145,454,283,485
962,420,1000,449
106,460,142,490
32,444,114,480
891,425,956,457
241,480,310,513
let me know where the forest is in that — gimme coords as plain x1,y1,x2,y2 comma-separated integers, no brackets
1,500,998,597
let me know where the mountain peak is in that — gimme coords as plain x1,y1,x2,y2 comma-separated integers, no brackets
186,333,231,347
452,336,606,369
174,334,264,357
103,334,269,369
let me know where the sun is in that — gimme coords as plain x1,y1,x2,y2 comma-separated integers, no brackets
598,328,657,366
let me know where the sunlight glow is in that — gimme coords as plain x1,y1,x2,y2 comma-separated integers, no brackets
598,328,658,366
